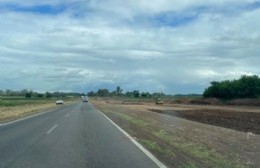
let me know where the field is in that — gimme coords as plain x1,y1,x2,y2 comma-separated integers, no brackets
0,97,78,123
91,97,260,168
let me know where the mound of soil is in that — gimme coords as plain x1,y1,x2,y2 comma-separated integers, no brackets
122,100,144,105
149,109,260,134
168,98,260,106
189,98,221,105
166,98,192,104
226,99,260,106
167,98,221,105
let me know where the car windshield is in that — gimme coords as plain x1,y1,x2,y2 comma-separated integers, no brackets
0,1,259,168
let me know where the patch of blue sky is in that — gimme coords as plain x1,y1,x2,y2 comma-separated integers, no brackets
0,3,66,15
144,1,260,28
153,12,198,27
243,1,260,11
193,1,260,13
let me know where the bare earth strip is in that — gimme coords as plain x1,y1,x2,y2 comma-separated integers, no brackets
91,98,260,168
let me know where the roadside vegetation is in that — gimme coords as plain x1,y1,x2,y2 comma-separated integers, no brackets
0,90,81,123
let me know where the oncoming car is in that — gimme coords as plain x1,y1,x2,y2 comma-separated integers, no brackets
56,100,64,105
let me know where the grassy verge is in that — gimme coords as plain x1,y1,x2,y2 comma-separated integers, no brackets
139,139,176,158
0,98,79,123
112,112,148,127
0,99,52,107
152,129,246,168
117,113,245,168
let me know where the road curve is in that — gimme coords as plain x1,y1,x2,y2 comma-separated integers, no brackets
0,102,161,168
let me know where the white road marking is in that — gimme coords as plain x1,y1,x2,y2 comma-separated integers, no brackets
46,124,58,134
1,109,56,126
97,110,167,168
65,113,70,117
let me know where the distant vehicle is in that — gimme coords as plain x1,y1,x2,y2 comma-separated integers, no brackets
82,96,88,102
156,98,164,105
56,100,64,105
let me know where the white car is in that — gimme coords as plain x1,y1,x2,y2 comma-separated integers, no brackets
81,96,88,102
56,100,64,105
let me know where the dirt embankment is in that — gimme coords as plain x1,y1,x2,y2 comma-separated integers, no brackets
166,98,260,106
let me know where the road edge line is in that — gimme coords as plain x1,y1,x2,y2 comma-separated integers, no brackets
98,110,167,168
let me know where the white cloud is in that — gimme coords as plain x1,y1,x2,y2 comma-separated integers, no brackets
0,0,259,93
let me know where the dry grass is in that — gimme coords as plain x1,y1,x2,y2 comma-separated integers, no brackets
0,100,78,123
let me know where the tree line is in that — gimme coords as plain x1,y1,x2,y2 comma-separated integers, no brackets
0,89,82,98
203,75,260,99
87,86,165,98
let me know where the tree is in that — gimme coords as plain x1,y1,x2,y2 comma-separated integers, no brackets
25,92,32,98
116,86,123,96
110,91,117,96
5,89,11,96
141,92,151,98
97,89,109,97
133,90,140,98
37,93,44,98
45,92,53,98
87,91,96,97
125,92,133,97
21,89,28,96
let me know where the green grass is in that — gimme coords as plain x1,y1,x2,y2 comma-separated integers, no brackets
139,139,176,158
112,112,246,168
180,162,198,168
153,129,247,168
112,112,148,127
139,139,163,153
0,100,51,107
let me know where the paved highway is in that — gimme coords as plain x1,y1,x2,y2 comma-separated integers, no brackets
0,102,163,168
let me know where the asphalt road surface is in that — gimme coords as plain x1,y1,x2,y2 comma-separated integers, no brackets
0,102,162,168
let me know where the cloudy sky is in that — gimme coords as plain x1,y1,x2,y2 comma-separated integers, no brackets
0,0,259,94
